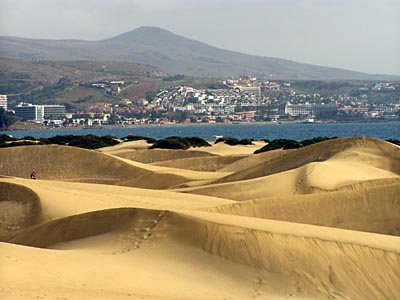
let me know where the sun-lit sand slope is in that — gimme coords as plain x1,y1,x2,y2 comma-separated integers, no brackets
1,137,400,300
0,144,229,189
176,137,400,199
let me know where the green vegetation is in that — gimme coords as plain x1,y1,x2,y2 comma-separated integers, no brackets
0,58,165,110
0,135,398,152
123,135,157,144
215,137,254,146
0,134,120,149
0,134,16,143
0,108,17,129
42,134,120,149
162,75,185,82
254,137,334,154
387,139,400,146
149,136,210,150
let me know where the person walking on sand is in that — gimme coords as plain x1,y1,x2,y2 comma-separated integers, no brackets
30,171,37,180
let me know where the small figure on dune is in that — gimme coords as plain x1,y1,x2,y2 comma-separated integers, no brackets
30,171,37,180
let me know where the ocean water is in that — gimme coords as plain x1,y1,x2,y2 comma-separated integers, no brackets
2,122,400,141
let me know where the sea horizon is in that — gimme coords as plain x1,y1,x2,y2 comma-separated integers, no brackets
2,121,400,141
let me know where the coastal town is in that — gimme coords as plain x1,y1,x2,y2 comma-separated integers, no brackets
1,77,399,128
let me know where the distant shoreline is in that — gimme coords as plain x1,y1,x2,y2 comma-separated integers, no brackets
3,119,400,132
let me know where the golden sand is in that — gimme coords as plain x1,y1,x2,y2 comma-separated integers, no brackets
1,137,399,299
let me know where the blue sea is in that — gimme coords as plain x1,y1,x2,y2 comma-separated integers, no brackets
2,122,400,141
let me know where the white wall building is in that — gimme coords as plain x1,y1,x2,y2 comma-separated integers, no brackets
0,95,7,110
14,102,66,123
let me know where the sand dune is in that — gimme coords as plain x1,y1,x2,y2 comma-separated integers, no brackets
189,140,266,156
0,182,42,237
218,148,289,172
214,137,400,184
0,145,216,189
98,140,151,154
175,158,398,200
114,148,217,163
153,155,245,171
1,137,399,300
208,177,400,235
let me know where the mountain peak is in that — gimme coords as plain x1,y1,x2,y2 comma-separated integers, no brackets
104,26,176,43
134,26,172,34
1,27,396,80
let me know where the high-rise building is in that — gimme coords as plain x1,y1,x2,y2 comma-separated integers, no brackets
284,102,337,118
14,103,66,122
43,105,66,120
14,103,41,121
0,95,7,110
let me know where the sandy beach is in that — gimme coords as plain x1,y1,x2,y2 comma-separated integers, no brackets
1,136,399,300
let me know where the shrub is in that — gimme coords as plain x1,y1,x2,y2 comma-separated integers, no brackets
0,141,38,148
22,136,37,141
149,136,210,150
123,135,156,144
0,134,16,143
68,135,120,149
300,136,333,147
254,139,301,154
215,137,253,146
254,137,336,154
387,139,400,146
47,135,78,145
149,138,190,150
184,136,211,147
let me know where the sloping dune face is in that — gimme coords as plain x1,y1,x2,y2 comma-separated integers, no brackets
214,137,400,184
1,137,400,300
0,182,41,237
152,155,244,171
115,148,216,163
208,178,400,236
0,145,190,189
176,137,400,200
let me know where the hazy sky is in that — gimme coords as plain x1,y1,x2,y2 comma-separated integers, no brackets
1,0,399,75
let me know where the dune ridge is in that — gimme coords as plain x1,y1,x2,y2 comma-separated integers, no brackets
213,137,400,184
1,137,399,300
0,182,42,237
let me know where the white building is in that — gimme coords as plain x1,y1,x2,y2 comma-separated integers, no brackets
284,102,337,117
14,102,66,123
0,95,7,110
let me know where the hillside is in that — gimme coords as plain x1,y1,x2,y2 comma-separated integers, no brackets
1,26,398,80
0,57,166,109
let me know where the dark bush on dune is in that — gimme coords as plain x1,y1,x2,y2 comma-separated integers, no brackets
0,134,120,149
0,134,38,148
254,137,335,154
38,138,52,145
22,136,37,141
0,140,38,148
254,139,301,153
149,138,190,150
123,135,156,144
149,136,210,150
38,134,120,149
68,135,120,149
46,135,79,145
215,137,254,146
386,139,400,146
0,134,16,143
300,136,334,147
184,136,211,147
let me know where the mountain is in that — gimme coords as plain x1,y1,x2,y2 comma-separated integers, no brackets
0,26,398,80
